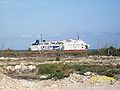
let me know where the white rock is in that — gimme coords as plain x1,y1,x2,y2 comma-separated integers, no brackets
6,66,15,72
28,65,36,71
0,57,5,59
20,66,28,71
40,75,48,79
15,65,21,70
84,72,91,76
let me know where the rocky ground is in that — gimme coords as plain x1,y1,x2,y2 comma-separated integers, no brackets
0,71,120,90
0,56,120,90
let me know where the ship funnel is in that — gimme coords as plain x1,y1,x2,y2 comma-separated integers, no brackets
35,39,39,45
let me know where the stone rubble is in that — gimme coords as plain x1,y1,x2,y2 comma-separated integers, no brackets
0,70,120,90
4,65,36,74
0,56,120,90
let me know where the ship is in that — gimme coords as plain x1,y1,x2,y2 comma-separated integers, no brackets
29,39,89,52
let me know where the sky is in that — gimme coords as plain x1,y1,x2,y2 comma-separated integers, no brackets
0,0,120,50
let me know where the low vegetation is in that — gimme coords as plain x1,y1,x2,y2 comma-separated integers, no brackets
36,63,120,80
36,64,70,80
0,46,120,57
55,57,60,61
72,64,120,78
87,46,120,56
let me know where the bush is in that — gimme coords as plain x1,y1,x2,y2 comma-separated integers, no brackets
36,63,120,80
48,70,67,80
37,64,54,75
55,57,60,61
48,59,54,61
71,64,120,78
37,64,70,80
104,72,115,77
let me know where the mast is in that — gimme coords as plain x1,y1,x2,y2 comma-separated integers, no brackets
40,34,43,42
77,35,80,40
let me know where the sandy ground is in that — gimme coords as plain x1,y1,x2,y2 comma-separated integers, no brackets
0,72,120,90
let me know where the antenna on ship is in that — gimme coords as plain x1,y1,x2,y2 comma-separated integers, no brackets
77,35,80,40
40,34,43,42
76,32,81,40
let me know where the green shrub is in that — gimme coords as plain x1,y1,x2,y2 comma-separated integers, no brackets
37,64,70,80
36,63,120,80
48,59,54,61
48,70,67,80
55,57,60,61
37,64,54,75
71,64,120,78
104,72,115,77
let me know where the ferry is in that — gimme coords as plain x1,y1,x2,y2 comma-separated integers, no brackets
29,39,89,52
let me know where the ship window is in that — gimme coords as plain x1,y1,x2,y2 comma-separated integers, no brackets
53,46,60,50
57,42,63,44
42,40,46,42
52,42,55,44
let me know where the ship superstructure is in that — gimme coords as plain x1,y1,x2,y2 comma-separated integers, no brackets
29,39,89,51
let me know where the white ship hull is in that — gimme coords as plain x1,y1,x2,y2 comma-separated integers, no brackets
29,39,89,51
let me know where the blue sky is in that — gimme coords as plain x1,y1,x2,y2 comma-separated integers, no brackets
0,0,120,49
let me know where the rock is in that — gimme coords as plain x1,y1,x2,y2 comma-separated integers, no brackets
6,66,12,71
84,72,92,76
68,73,84,83
0,57,5,59
6,66,15,72
19,66,28,72
15,65,21,70
40,75,48,79
51,84,58,87
27,65,36,71
0,67,4,73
